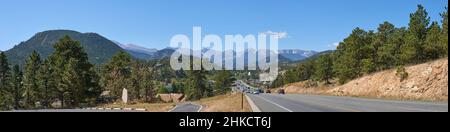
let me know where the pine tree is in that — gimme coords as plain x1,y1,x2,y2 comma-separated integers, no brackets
402,5,430,63
374,22,396,70
10,65,22,110
23,51,41,108
440,8,448,56
48,35,98,108
37,60,54,108
84,67,101,106
62,58,83,107
101,51,132,99
142,67,156,103
213,70,234,95
314,54,334,84
185,57,207,100
378,28,408,69
334,28,370,84
130,60,142,100
0,52,12,110
424,21,442,60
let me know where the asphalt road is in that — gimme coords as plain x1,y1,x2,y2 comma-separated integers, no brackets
169,103,202,112
9,109,142,112
247,94,448,112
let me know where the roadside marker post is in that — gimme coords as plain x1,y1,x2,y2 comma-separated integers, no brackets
241,92,244,110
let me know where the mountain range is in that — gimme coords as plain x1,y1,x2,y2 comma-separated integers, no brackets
4,30,319,67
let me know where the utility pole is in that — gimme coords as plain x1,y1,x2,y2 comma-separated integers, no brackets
241,92,244,110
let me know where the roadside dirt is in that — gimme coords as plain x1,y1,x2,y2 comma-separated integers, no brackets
196,93,252,112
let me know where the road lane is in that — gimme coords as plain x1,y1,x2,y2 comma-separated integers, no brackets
9,109,143,112
246,94,448,112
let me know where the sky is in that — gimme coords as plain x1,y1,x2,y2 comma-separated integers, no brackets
0,0,448,52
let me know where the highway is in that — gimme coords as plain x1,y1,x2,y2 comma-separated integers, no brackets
9,109,143,112
246,94,448,112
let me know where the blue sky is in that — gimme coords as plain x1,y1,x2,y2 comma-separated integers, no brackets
0,0,448,51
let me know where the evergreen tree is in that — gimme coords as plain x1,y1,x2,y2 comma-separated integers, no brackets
378,28,408,69
84,67,101,105
294,60,316,81
213,70,234,95
401,5,430,63
334,28,370,84
0,52,11,110
374,22,396,70
101,51,132,99
10,65,22,110
185,57,207,100
48,35,98,108
130,60,142,100
62,58,83,107
142,67,156,103
37,60,54,108
23,51,41,108
424,21,442,60
440,8,448,56
314,54,334,84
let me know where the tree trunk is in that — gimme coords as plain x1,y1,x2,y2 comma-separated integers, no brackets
60,93,64,109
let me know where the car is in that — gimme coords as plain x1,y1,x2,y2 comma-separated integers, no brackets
277,89,285,95
265,89,272,94
253,90,260,95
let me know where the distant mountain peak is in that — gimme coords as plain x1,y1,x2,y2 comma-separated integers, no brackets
118,43,157,52
278,49,319,61
5,30,124,66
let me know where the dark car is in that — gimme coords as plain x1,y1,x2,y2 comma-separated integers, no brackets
277,89,285,95
265,89,272,94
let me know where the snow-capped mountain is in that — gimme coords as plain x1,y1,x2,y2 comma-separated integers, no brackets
113,41,158,60
117,43,158,55
278,49,319,61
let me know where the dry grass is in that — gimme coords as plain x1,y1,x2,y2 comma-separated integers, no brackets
196,93,252,112
97,103,176,112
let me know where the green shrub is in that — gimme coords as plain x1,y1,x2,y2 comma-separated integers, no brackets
396,65,409,82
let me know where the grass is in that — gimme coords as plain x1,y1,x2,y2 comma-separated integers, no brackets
97,93,253,112
97,102,176,112
195,93,252,112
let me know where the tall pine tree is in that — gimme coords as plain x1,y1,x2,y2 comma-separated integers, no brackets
23,51,41,108
401,5,430,64
37,60,54,108
101,51,132,99
48,35,98,108
0,52,12,110
314,54,334,84
424,21,442,60
11,65,22,110
440,7,448,56
62,58,83,107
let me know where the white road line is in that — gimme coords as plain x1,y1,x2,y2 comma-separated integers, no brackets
245,94,262,112
196,104,203,112
168,104,179,112
255,95,293,112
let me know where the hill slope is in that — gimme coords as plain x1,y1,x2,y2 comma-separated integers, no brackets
279,58,448,102
5,30,124,66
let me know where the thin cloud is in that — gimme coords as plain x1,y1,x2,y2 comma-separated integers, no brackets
328,42,340,49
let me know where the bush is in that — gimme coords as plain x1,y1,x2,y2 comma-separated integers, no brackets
396,65,409,82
